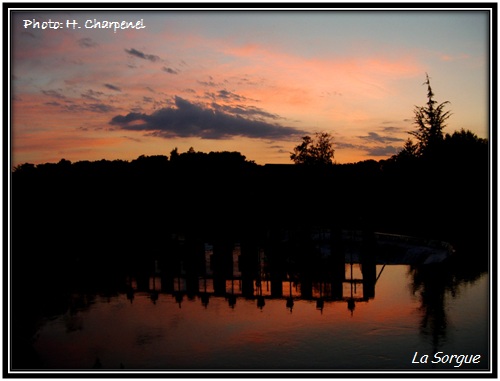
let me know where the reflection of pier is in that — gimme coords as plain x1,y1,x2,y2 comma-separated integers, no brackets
126,227,452,312
128,271,381,313
130,241,375,313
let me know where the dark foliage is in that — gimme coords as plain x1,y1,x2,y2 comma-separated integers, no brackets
12,132,489,258
290,132,335,166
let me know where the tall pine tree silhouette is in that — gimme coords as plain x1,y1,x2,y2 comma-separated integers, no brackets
410,73,452,158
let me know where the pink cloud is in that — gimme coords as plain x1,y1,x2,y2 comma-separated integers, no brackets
440,53,471,62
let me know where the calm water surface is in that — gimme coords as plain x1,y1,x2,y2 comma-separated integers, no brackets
31,265,489,371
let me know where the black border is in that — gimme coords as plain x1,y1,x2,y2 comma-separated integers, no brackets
3,2,498,378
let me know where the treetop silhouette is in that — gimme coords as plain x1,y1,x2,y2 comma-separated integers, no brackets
290,132,335,166
409,73,452,158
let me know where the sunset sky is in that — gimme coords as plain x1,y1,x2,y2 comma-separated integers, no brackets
10,7,491,166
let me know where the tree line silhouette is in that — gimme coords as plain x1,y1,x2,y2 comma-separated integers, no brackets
12,127,488,258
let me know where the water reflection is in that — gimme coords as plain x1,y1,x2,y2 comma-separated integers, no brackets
126,229,380,315
12,227,489,370
409,258,487,358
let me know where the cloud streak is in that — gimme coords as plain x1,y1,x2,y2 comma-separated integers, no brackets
125,48,160,62
104,83,122,92
77,37,98,48
162,67,178,74
45,100,117,114
365,145,399,156
42,89,66,99
358,132,404,144
81,89,104,100
210,103,280,120
334,140,402,158
110,96,305,140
